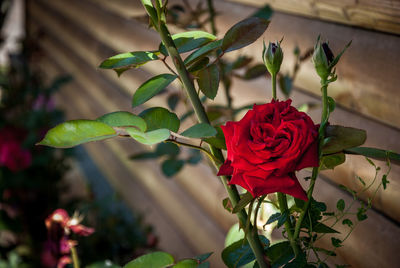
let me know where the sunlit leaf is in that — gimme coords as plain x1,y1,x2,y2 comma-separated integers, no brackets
159,31,217,55
126,128,170,145
181,123,217,138
124,251,174,268
140,107,180,132
99,51,159,75
37,120,117,148
97,111,146,132
132,74,177,107
172,259,198,268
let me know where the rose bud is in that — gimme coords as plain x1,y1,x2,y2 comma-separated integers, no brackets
218,99,319,201
313,37,335,80
263,41,283,76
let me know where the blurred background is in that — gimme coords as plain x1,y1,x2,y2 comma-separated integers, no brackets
1,0,400,267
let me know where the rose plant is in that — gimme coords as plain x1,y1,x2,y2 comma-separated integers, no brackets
37,1,399,267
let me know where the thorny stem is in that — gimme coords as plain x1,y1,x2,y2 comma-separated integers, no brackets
149,3,269,267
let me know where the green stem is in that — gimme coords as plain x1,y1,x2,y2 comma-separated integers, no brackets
277,192,300,255
293,78,328,241
151,6,268,268
70,246,80,268
271,73,277,100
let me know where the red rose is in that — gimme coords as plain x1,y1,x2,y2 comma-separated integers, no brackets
218,99,319,201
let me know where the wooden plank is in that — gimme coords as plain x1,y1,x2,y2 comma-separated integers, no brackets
33,33,228,266
31,17,400,268
29,0,400,223
42,0,400,131
29,1,237,232
36,35,400,268
227,0,400,35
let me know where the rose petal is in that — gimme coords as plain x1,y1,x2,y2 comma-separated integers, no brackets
295,139,319,170
217,160,234,176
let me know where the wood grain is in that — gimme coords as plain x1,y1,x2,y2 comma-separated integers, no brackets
29,0,400,223
227,0,400,35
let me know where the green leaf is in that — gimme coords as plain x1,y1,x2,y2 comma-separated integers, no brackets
382,174,389,190
232,192,254,213
161,158,185,177
132,74,177,107
344,147,400,163
250,4,273,20
277,211,288,228
356,208,368,221
222,17,269,53
181,123,217,138
342,219,353,227
159,31,217,55
197,64,220,100
197,262,210,268
140,107,180,132
243,64,268,80
124,251,174,268
221,238,256,268
99,51,159,74
336,199,345,211
312,199,327,212
156,142,180,157
172,259,198,268
313,222,339,234
97,111,147,131
327,96,336,114
331,237,343,248
184,40,222,65
266,212,282,225
283,253,307,268
321,153,345,169
37,120,117,148
140,0,158,25
126,128,170,145
187,57,210,73
223,197,233,213
194,252,213,263
266,241,295,268
323,125,367,154
204,126,226,149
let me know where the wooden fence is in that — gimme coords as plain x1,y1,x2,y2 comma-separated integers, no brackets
27,0,400,267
